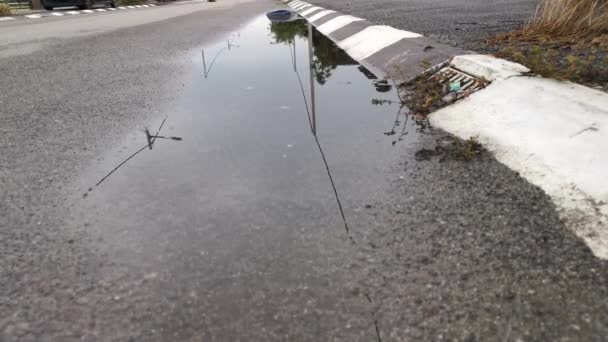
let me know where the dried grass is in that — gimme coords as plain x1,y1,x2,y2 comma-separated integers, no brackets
524,0,608,39
0,3,12,16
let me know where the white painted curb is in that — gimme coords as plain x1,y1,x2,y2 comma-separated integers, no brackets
431,55,608,259
338,25,422,61
287,1,422,64
451,55,530,81
316,15,364,35
308,9,334,23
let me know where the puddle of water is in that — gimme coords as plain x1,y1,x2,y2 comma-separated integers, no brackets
70,13,425,260
69,16,420,338
79,17,415,214
74,14,421,253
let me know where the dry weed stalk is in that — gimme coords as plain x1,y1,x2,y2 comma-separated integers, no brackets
524,0,608,39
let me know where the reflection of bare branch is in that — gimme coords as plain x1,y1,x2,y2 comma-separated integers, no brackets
384,104,404,136
95,145,149,187
95,116,172,187
384,102,433,146
387,105,410,146
383,64,436,143
396,106,410,142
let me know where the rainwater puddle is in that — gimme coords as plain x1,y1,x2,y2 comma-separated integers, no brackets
69,16,420,338
76,15,418,242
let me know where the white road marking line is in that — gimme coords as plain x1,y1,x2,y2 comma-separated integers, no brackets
308,9,335,23
96,8,106,11
338,25,422,61
293,3,311,10
66,10,80,14
117,6,127,9
127,5,135,8
293,2,312,10
142,4,149,7
25,14,43,19
317,15,364,35
82,9,94,13
300,6,322,16
50,12,64,16
291,0,304,6
0,17,16,21
134,5,143,7
107,7,117,10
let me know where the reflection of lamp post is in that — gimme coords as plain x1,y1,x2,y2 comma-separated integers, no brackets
145,129,183,150
287,22,351,238
307,22,316,135
201,34,240,80
202,50,208,79
291,41,297,72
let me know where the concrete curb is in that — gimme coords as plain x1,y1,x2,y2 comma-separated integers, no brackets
284,0,608,259
431,68,608,260
284,0,465,81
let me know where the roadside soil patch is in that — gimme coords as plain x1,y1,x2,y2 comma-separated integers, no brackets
485,0,608,91
486,34,608,91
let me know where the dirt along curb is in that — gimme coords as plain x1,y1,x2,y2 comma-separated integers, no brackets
284,0,608,259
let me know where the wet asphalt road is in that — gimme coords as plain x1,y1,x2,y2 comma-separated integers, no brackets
2,0,608,341
304,0,540,51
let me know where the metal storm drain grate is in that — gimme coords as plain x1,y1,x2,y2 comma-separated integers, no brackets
435,66,487,93
397,61,491,123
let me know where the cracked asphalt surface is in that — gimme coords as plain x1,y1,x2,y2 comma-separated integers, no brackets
1,0,607,341
304,0,540,51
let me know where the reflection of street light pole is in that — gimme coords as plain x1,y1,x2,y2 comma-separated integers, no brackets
201,34,239,80
288,22,351,239
292,41,297,72
202,50,208,79
307,22,316,135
